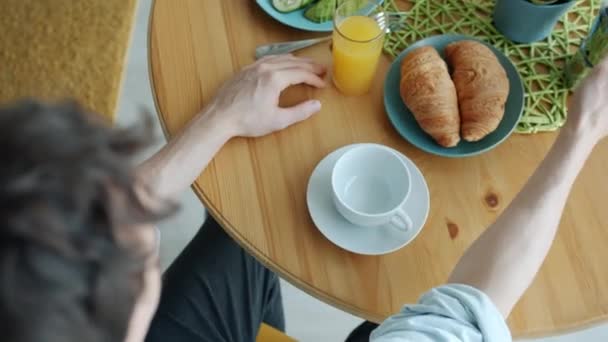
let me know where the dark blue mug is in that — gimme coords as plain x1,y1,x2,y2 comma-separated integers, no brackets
493,0,576,43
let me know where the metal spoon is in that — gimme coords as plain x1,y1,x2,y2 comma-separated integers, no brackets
255,11,407,59
256,36,332,59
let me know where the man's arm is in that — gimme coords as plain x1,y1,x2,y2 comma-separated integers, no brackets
448,57,608,318
136,55,326,200
135,107,233,201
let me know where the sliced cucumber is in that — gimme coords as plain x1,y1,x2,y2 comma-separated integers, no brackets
272,0,315,13
337,0,367,14
304,0,337,23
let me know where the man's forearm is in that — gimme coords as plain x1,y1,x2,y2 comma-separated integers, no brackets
136,106,234,200
135,54,327,203
448,126,596,317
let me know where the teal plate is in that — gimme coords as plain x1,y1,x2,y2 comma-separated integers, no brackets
384,34,525,158
256,0,384,32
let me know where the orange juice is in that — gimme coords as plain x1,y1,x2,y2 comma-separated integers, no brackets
332,15,384,96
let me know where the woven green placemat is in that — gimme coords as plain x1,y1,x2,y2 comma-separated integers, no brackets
383,0,600,134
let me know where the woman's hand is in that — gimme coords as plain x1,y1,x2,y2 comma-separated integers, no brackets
207,54,326,138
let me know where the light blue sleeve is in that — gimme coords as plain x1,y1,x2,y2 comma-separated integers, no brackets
370,284,512,342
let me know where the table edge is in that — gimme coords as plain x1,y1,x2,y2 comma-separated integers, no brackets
145,0,608,336
147,0,171,141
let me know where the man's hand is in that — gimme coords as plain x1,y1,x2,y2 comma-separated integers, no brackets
208,54,327,138
567,56,608,144
138,54,326,199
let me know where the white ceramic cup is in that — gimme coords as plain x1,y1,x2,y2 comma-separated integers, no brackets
331,145,413,231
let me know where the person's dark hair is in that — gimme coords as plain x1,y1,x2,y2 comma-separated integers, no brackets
0,100,167,341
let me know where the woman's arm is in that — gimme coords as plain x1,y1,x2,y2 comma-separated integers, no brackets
448,57,608,318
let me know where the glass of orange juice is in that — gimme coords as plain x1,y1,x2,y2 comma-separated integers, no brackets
332,0,385,96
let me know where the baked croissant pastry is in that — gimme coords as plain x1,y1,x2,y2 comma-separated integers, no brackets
445,41,509,142
400,46,461,147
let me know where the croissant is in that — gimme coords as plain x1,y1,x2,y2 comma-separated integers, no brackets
400,46,460,147
445,41,509,142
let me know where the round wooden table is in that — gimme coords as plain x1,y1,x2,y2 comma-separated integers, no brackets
149,0,608,337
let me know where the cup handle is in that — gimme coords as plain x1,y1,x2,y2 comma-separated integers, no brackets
390,208,412,232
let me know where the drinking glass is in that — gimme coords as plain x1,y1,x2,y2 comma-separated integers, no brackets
332,0,385,96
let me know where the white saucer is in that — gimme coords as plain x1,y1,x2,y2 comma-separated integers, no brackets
306,144,430,255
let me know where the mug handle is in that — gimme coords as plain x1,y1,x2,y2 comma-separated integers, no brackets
390,208,412,232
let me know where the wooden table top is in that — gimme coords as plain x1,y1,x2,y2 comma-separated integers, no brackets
149,0,608,337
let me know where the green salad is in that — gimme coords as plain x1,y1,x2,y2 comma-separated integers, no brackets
272,0,365,23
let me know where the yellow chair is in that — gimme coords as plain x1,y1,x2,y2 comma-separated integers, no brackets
0,0,136,121
256,323,296,342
